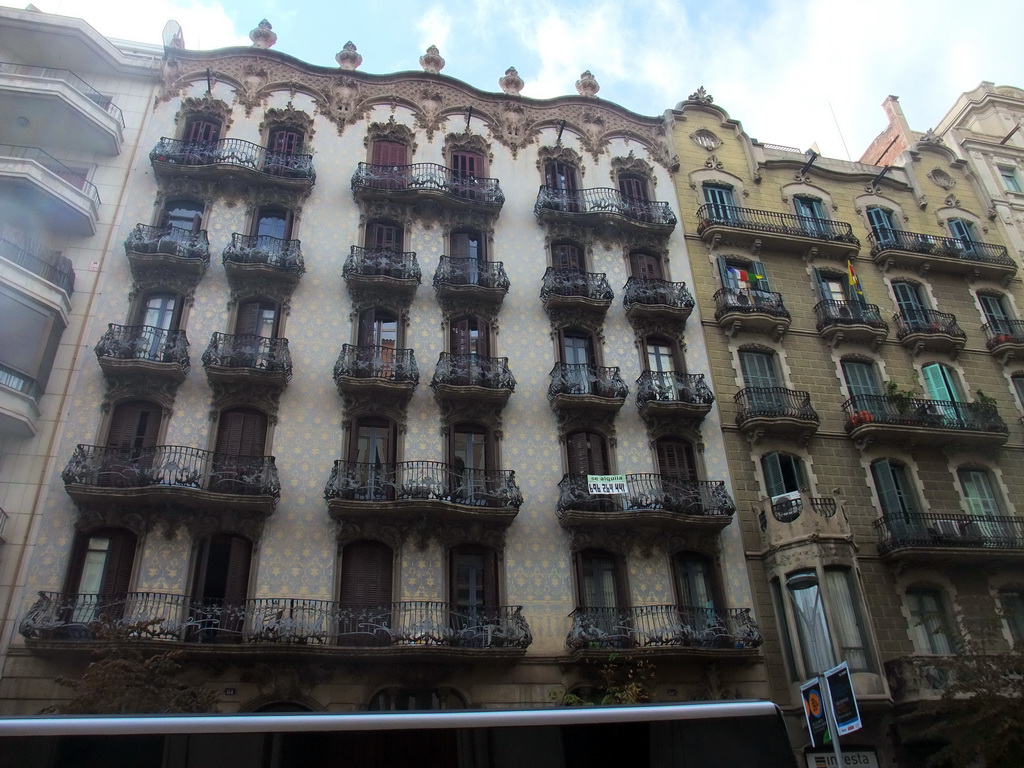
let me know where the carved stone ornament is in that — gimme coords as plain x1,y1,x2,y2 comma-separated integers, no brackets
611,151,656,189
335,517,406,549
943,193,961,208
175,96,233,132
260,102,315,139
578,109,609,160
542,221,595,255
183,509,269,543
341,392,410,427
101,374,178,413
537,145,585,177
691,129,720,151
688,86,713,104
419,45,445,74
209,381,283,424
412,88,447,141
228,280,295,314
575,71,600,97
438,522,508,550
705,154,724,170
917,128,944,145
546,304,608,337
491,102,540,159
642,413,703,445
621,231,670,258
236,64,269,115
130,266,199,307
437,398,504,433
336,41,362,70
76,507,149,538
439,208,496,240
553,408,617,440
364,116,418,154
499,66,524,96
443,132,494,165
629,315,684,346
928,168,956,190
249,19,277,49
359,200,415,229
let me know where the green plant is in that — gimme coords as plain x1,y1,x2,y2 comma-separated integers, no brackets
975,390,998,408
550,654,656,706
885,379,920,412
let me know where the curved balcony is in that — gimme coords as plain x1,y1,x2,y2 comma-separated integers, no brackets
333,344,418,402
814,300,888,349
62,444,279,515
19,593,531,658
843,394,1007,449
893,309,965,357
696,203,858,258
0,144,100,234
325,459,522,527
431,354,515,406
534,186,676,234
0,61,124,154
875,512,1024,564
344,245,421,299
0,222,74,295
757,491,848,549
622,276,694,326
94,324,189,382
734,387,819,444
351,162,503,213
548,363,627,412
869,229,1016,284
556,474,735,534
124,224,209,280
636,371,714,423
222,233,304,288
886,656,958,707
432,257,509,308
0,362,41,438
565,605,761,657
150,137,315,188
540,268,613,318
202,333,291,387
713,287,791,340
982,320,1024,364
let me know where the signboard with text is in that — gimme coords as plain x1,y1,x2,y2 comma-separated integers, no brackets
587,474,627,495
800,678,831,749
824,661,863,736
805,751,879,768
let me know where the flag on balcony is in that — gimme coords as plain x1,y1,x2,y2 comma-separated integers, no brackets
847,259,863,297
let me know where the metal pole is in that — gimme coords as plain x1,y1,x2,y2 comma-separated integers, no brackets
820,673,844,767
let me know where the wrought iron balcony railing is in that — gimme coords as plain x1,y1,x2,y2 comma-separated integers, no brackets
566,605,761,651
534,185,677,227
0,144,100,205
876,512,1024,554
0,222,75,295
713,287,790,320
556,474,735,517
202,333,292,379
868,229,1013,266
343,245,421,282
0,61,125,125
124,223,210,266
893,308,965,339
540,267,613,302
843,394,1007,434
325,460,523,509
62,444,280,498
351,162,504,206
94,324,190,370
548,363,627,401
0,362,41,401
622,276,694,311
760,494,837,528
734,387,819,423
150,137,315,181
635,371,714,408
432,256,510,293
333,344,419,383
19,593,532,649
813,300,888,332
982,319,1024,348
696,203,858,245
431,354,516,391
222,233,304,273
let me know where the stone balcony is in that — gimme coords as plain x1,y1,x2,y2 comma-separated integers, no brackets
333,345,418,403
124,223,209,282
222,233,304,290
622,276,694,328
734,387,819,444
202,333,291,388
432,256,509,309
875,511,1024,565
982,319,1024,365
814,300,888,350
343,245,421,300
547,363,627,412
893,309,966,358
430,353,515,407
635,371,714,424
540,267,613,317
758,491,849,550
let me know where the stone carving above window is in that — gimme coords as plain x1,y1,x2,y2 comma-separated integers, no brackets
443,131,494,164
537,145,585,176
611,152,656,189
365,116,418,153
209,381,284,425
175,96,233,132
928,168,956,190
260,102,315,139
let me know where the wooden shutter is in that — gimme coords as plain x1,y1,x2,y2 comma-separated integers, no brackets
216,408,268,457
629,252,663,280
270,129,301,154
372,141,407,166
842,361,881,398
703,185,734,206
369,222,402,250
949,218,974,242
566,432,607,475
871,460,911,516
450,546,499,610
867,207,894,239
100,530,137,596
980,294,1011,326
340,541,393,605
553,244,583,271
107,401,160,451
750,260,771,292
761,453,786,498
619,176,647,201
959,470,1000,516
739,351,778,389
922,363,960,402
893,282,924,313
656,439,697,482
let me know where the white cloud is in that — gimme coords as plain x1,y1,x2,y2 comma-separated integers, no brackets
415,5,451,55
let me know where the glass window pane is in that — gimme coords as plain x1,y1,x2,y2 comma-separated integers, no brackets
787,571,836,675
825,570,870,671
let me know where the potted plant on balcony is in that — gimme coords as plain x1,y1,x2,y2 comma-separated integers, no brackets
885,380,919,415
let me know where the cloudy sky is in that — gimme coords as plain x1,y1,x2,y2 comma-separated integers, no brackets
26,0,1024,160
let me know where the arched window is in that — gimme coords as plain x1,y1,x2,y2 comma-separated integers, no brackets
645,336,677,374
338,540,393,646
702,183,735,219
545,160,578,194
268,125,303,155
190,533,252,642
794,196,829,235
183,114,220,143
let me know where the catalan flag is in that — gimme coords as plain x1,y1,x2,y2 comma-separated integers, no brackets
848,259,863,297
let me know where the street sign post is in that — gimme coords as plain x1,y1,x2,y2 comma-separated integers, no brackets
824,661,863,737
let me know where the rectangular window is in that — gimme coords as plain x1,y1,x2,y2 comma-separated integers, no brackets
999,166,1022,193
958,469,1003,517
871,460,918,517
1000,590,1024,645
867,206,896,241
786,571,836,676
906,589,955,655
825,569,871,672
0,285,65,394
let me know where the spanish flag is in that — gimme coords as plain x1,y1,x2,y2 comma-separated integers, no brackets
848,259,863,297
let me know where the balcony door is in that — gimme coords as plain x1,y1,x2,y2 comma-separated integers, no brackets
63,528,138,623
867,207,896,243
138,291,182,361
450,317,489,385
562,331,595,394
371,141,408,189
213,407,268,493
922,363,964,427
980,294,1013,335
618,174,649,202
184,117,220,143
191,533,251,642
105,400,161,484
576,549,629,645
450,546,499,641
739,349,783,411
841,360,882,407
254,207,292,247
358,309,399,376
452,424,490,504
656,438,698,482
871,459,924,537
762,452,805,506
350,418,396,500
629,251,663,280
450,231,485,285
948,218,977,251
236,299,278,339
566,431,609,476
451,150,484,200
703,184,735,221
162,199,204,234
795,197,828,235
339,540,393,646
893,281,928,328
545,161,578,194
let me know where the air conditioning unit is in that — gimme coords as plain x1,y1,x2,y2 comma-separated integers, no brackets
931,519,963,539
771,490,802,505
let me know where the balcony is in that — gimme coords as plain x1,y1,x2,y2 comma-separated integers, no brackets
635,371,714,423
713,288,791,340
0,61,124,154
565,605,761,657
333,345,418,402
540,267,613,315
843,394,1007,449
758,492,848,549
622,277,694,326
1,222,74,295
432,256,509,308
869,229,1017,284
556,474,735,534
696,203,859,259
814,300,888,350
124,224,209,280
202,333,291,387
20,593,532,658
431,354,515,406
325,460,522,527
351,162,503,213
734,387,820,444
94,324,190,383
0,361,41,438
0,144,100,234
886,657,956,706
548,364,627,412
893,309,965,357
222,233,304,289
875,512,1024,564
534,186,676,234
344,246,421,299
62,444,280,515
983,320,1024,364
150,137,315,189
